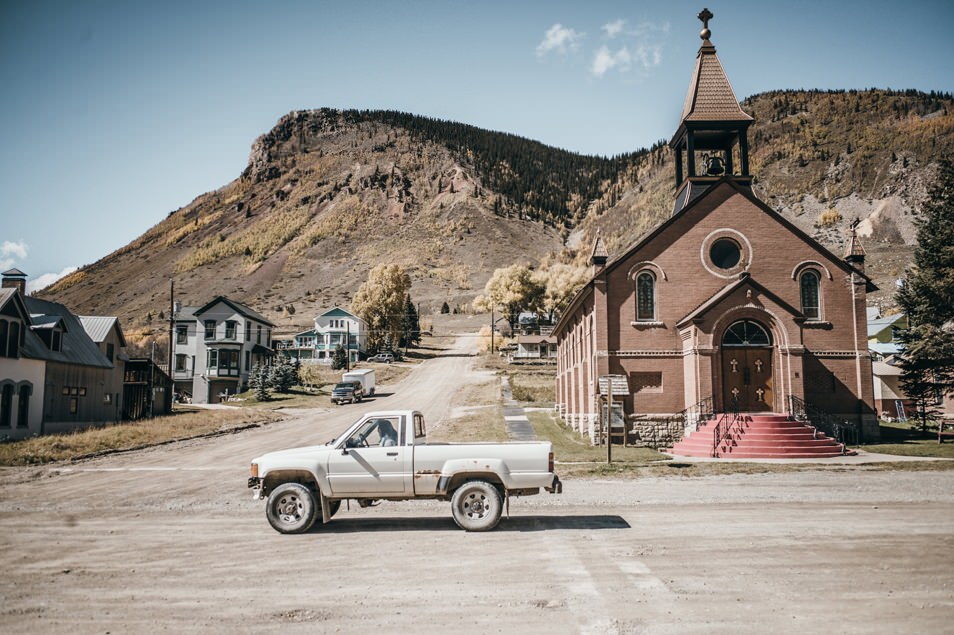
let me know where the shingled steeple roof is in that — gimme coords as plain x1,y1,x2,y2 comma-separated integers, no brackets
669,9,755,216
679,8,753,126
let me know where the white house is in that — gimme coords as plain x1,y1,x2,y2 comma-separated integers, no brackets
172,296,274,404
312,307,367,364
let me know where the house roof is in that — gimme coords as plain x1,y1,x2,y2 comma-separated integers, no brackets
867,313,904,338
295,328,317,337
872,360,903,377
193,296,274,326
1,268,27,277
518,335,556,345
23,297,114,368
870,341,902,357
318,307,359,319
79,316,127,347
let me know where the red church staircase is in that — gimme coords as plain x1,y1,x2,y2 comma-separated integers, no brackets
668,412,854,459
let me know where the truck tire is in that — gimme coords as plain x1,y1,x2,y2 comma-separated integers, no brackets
266,483,318,534
450,480,502,531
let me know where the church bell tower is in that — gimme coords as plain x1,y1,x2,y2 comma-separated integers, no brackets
670,8,754,215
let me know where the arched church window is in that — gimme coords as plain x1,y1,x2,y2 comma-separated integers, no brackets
800,270,821,320
636,271,656,321
722,320,772,347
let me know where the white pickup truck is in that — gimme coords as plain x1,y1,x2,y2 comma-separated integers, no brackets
248,409,562,533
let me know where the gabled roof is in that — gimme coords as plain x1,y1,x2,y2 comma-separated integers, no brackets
79,316,127,347
676,273,804,328
193,296,274,326
23,297,113,368
868,313,905,338
318,307,359,319
553,179,876,337
605,179,877,292
0,287,30,322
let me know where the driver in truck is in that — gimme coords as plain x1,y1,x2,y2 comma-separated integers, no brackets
377,419,397,446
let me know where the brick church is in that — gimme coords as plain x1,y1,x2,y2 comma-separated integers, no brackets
553,10,878,448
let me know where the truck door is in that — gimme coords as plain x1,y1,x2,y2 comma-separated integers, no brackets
326,415,411,497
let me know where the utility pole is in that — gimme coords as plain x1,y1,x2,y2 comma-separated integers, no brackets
346,321,351,371
167,279,175,376
490,308,495,354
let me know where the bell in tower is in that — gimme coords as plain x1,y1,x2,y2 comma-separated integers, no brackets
669,8,755,215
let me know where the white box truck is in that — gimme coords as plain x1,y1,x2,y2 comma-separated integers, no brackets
342,368,376,396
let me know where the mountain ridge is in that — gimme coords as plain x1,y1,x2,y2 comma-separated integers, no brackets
39,89,954,347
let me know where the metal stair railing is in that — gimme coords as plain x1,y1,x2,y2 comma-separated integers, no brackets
672,396,714,436
711,398,742,457
787,395,858,453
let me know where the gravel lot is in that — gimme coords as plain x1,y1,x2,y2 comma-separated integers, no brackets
1,335,951,634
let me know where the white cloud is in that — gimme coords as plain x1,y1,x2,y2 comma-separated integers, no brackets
26,266,78,294
536,23,583,57
633,43,663,70
602,19,625,39
0,240,28,271
591,46,632,77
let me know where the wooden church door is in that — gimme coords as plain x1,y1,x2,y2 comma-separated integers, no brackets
721,320,774,412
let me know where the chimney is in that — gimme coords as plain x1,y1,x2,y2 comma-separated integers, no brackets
1,268,27,295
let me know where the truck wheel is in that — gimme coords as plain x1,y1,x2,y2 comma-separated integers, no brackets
451,480,502,531
266,483,318,534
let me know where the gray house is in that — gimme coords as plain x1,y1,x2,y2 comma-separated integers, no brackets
1,269,126,438
171,296,274,403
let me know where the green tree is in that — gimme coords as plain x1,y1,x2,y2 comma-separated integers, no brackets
268,357,296,393
250,363,270,401
352,264,412,353
896,154,954,432
401,294,420,347
472,264,544,330
331,345,348,370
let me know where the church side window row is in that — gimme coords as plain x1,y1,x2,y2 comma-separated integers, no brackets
633,268,823,323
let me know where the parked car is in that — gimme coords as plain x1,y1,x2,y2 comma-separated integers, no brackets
368,353,395,363
330,381,364,405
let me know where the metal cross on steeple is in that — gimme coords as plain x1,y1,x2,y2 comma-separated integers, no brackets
698,8,713,39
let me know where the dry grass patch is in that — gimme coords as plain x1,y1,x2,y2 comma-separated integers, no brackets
0,407,283,466
430,375,508,443
508,367,556,405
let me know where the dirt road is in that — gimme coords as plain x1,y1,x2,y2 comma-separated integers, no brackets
1,335,953,633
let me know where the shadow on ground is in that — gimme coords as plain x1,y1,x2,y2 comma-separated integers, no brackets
313,514,630,533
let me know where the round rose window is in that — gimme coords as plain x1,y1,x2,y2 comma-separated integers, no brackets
710,238,741,269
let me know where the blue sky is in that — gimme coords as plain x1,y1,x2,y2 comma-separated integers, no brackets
2,0,952,291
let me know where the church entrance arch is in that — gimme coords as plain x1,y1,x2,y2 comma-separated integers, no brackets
720,319,774,412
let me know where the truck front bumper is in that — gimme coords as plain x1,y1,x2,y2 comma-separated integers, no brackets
248,477,263,500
